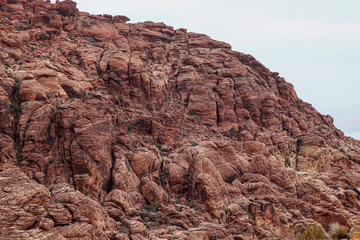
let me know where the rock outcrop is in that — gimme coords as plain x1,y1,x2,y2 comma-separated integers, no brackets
0,1,360,239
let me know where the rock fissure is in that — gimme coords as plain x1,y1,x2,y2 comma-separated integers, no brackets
0,1,359,239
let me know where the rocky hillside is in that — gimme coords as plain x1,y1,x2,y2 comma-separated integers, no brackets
1,0,360,239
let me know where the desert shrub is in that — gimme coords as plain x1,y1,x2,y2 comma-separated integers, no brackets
118,226,129,234
146,203,160,212
186,201,195,208
139,210,149,220
328,223,349,240
224,208,230,214
49,158,56,164
297,224,325,240
15,25,32,31
16,153,23,164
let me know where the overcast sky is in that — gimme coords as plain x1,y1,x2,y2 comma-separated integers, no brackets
66,0,360,140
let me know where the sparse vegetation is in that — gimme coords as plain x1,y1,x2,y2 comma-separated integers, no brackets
8,74,19,83
49,158,56,164
47,139,55,146
160,151,169,156
139,210,149,220
14,142,22,152
328,223,349,240
16,152,23,165
15,25,32,31
297,225,325,240
146,203,160,212
186,201,195,208
118,226,129,234
134,119,142,126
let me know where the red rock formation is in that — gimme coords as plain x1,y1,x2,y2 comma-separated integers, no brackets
0,1,360,239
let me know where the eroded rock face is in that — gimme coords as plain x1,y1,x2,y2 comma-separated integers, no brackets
0,1,360,239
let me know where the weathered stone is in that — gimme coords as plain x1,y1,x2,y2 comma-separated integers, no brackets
0,1,359,239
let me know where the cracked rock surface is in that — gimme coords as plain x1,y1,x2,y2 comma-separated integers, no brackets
0,0,360,239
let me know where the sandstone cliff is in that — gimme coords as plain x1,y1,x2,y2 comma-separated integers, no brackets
0,0,360,239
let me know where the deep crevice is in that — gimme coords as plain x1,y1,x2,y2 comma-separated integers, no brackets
105,147,116,194
216,101,220,126
10,81,23,165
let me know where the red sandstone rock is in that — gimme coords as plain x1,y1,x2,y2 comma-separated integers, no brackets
55,0,78,16
0,0,359,239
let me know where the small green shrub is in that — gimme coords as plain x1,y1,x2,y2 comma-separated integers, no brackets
8,75,19,83
297,225,325,240
186,201,195,208
148,215,158,222
239,204,246,211
225,208,230,214
118,226,129,234
146,203,160,212
14,142,22,152
16,25,31,31
188,109,194,116
160,151,169,156
139,210,149,220
47,139,55,146
328,223,349,240
16,153,23,165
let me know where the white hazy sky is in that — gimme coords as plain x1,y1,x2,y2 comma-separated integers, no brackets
62,0,360,139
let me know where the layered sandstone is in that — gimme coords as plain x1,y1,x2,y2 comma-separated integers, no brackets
0,1,360,239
